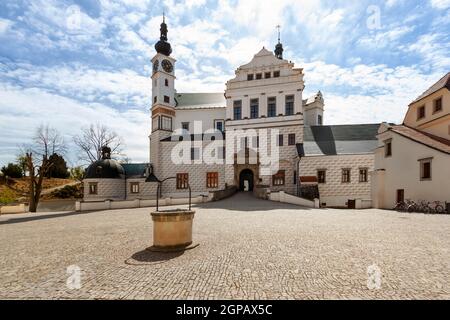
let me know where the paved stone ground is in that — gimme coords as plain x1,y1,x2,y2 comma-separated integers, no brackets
1,193,449,300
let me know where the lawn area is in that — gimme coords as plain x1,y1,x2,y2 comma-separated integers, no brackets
0,178,77,204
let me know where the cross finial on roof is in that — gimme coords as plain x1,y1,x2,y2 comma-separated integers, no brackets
276,25,281,43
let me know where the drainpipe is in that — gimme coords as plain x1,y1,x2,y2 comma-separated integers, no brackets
296,156,301,197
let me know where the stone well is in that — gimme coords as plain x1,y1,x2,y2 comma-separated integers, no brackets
149,209,196,252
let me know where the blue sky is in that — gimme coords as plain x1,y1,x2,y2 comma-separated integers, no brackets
0,0,449,166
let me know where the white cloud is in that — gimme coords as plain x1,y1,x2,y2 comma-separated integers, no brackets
0,83,149,166
1,63,151,108
358,25,414,48
402,33,450,70
430,0,450,9
0,18,13,34
300,60,445,125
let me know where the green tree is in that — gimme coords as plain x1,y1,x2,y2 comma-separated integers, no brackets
1,163,23,178
46,153,69,178
69,166,85,181
16,155,28,176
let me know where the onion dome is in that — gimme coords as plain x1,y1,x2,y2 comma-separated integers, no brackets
85,146,125,179
154,14,172,56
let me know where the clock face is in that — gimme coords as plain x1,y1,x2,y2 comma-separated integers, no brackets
153,60,159,73
162,59,173,73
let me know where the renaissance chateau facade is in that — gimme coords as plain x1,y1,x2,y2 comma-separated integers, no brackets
83,18,450,210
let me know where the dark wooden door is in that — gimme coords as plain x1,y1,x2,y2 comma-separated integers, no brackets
397,189,404,203
348,200,356,209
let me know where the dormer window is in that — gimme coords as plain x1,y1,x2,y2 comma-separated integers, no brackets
247,74,254,81
273,71,280,78
433,97,442,113
417,105,425,120
256,73,262,80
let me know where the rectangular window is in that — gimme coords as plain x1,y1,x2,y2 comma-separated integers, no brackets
265,72,271,79
419,158,432,180
285,95,294,115
267,97,276,117
256,73,262,80
164,95,170,103
182,122,189,131
88,182,98,195
206,172,219,188
317,170,326,184
153,96,157,103
214,120,224,132
152,116,159,131
161,116,172,131
165,79,169,87
233,100,242,120
293,171,297,185
176,173,189,189
434,97,443,113
250,98,259,119
288,133,295,146
385,139,392,157
359,168,368,183
273,71,280,78
342,169,351,183
247,74,254,81
278,134,284,146
318,114,323,125
272,170,285,186
130,182,139,194
417,105,425,120
190,147,200,160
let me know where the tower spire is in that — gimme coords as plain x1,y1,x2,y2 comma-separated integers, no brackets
277,24,281,43
155,13,172,56
274,24,284,60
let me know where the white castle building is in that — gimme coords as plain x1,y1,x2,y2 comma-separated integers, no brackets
83,18,450,211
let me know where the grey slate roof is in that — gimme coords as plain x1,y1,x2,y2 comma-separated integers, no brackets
122,163,149,178
410,72,450,104
303,124,380,156
85,159,125,179
175,93,226,109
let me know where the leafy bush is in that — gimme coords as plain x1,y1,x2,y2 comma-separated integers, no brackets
0,188,16,204
1,163,23,178
51,185,82,199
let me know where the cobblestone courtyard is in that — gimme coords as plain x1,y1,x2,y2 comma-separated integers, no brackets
1,193,449,299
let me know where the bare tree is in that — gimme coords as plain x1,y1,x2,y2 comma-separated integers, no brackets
73,123,124,164
23,125,67,212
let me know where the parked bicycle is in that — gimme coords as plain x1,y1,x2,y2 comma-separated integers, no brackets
393,200,447,214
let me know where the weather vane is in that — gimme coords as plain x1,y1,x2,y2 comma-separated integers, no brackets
276,25,281,42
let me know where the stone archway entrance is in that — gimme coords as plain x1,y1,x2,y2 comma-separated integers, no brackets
239,169,254,192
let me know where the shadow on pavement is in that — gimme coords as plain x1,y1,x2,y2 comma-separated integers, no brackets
125,248,184,266
0,210,93,225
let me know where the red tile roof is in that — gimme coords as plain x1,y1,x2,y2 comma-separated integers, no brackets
410,72,450,105
389,125,450,154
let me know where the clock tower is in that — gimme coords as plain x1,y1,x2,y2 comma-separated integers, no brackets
149,15,176,177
